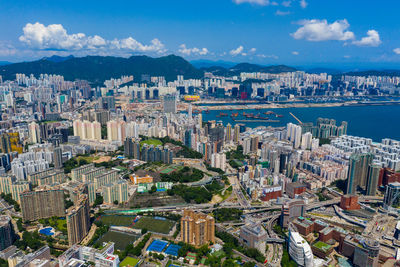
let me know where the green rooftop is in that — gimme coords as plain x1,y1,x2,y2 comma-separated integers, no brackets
313,241,332,252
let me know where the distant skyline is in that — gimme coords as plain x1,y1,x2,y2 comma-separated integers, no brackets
1,0,400,69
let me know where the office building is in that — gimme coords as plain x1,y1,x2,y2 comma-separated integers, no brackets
383,182,400,210
288,231,314,267
0,133,11,154
346,153,373,194
20,189,65,222
0,215,15,251
67,195,90,246
340,195,360,210
240,221,267,252
163,94,177,114
181,209,215,246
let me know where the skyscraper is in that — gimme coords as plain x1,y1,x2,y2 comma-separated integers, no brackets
226,123,232,142
29,121,41,144
0,133,11,154
366,163,382,196
233,124,240,144
53,147,63,169
0,215,15,251
163,94,177,114
67,195,90,246
346,153,374,194
181,209,215,246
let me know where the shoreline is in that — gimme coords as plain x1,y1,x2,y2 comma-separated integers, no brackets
194,100,400,111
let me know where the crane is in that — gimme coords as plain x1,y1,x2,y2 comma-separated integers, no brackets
289,112,303,125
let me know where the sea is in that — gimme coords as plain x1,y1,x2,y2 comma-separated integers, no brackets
200,104,400,142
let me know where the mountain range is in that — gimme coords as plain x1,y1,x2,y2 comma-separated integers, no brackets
1,54,400,85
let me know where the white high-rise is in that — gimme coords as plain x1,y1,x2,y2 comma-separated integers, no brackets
73,120,101,141
301,132,313,150
288,231,313,267
107,120,126,142
211,152,226,171
29,122,41,144
287,123,302,149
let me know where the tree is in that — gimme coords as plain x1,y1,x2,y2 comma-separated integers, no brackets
113,200,119,205
150,185,157,194
141,228,148,235
94,195,104,207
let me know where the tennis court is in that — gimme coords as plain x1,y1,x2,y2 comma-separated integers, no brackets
146,239,169,253
164,244,181,256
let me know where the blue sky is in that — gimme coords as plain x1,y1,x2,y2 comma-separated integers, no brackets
1,0,400,69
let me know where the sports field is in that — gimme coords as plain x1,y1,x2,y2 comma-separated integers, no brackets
140,139,163,147
96,230,139,250
98,215,135,226
132,217,175,234
120,256,140,267
160,165,183,174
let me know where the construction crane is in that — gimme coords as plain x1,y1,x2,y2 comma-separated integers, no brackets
289,112,303,125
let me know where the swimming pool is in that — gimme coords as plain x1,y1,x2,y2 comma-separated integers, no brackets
39,227,55,236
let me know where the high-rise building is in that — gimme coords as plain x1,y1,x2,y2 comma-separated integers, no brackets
211,152,226,171
0,133,11,154
346,153,374,194
287,123,302,149
107,120,126,142
181,209,215,246
366,163,382,196
163,94,177,114
53,147,63,169
67,195,90,246
239,221,267,252
233,124,240,144
73,120,101,141
124,137,135,158
281,199,305,228
0,215,15,251
353,238,380,267
288,231,314,267
29,122,41,144
301,132,313,150
102,180,129,204
20,189,65,222
95,110,110,126
226,123,232,142
383,182,400,210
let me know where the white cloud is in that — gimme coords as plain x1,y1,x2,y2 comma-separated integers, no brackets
233,0,270,5
249,48,257,53
299,0,308,8
230,45,244,56
343,55,351,58
292,51,299,55
393,48,400,55
291,19,355,42
352,30,381,47
178,44,209,56
275,10,291,16
257,54,278,59
281,0,291,7
19,22,166,53
0,42,17,56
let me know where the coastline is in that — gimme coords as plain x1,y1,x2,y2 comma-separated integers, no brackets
194,100,400,111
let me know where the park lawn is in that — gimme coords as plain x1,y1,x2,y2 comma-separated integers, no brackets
313,241,331,252
132,217,175,234
77,155,94,163
140,139,163,147
120,257,140,267
56,219,67,231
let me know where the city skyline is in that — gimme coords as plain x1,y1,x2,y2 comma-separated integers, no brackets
1,0,400,69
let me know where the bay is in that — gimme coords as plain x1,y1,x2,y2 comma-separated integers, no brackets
201,104,400,142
